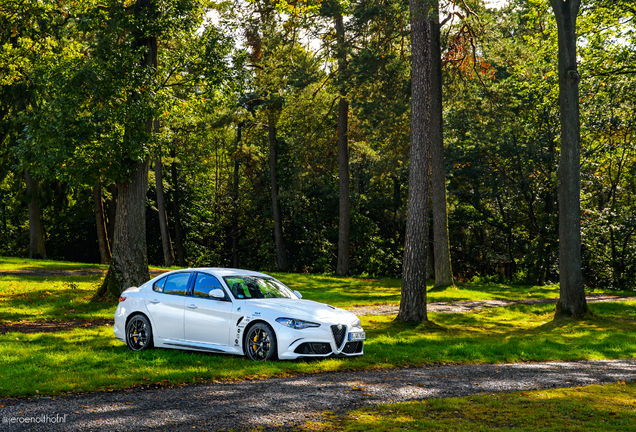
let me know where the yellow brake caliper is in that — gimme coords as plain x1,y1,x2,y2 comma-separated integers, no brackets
252,333,258,351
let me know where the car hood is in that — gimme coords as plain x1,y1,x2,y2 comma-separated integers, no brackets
241,299,358,324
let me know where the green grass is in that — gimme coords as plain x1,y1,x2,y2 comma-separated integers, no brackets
1,257,630,324
1,301,635,398
311,382,636,431
0,275,114,322
0,256,109,272
270,273,624,308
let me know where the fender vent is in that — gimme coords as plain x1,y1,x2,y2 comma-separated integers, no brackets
331,324,346,348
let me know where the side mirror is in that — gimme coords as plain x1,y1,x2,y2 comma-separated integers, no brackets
293,290,302,299
209,289,225,299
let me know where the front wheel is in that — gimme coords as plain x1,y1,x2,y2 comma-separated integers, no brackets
245,323,277,361
126,315,153,351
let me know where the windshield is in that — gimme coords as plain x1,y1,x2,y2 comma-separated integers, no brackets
223,276,296,300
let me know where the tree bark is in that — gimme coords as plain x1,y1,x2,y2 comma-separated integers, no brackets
268,110,288,271
96,160,151,300
155,155,175,266
430,4,454,288
170,149,186,266
24,170,47,259
335,10,350,276
397,0,432,323
550,0,588,318
93,180,111,264
106,184,117,244
232,123,242,268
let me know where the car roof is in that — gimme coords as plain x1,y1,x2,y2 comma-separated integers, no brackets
176,268,271,278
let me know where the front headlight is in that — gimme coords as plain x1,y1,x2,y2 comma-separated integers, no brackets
276,317,321,330
351,318,361,328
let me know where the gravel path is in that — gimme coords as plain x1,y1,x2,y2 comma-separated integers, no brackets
347,294,636,316
2,359,635,431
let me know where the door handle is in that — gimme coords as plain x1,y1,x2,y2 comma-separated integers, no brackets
187,304,198,309
149,299,160,304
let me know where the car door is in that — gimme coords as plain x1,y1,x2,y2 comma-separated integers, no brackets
145,272,192,340
184,272,233,347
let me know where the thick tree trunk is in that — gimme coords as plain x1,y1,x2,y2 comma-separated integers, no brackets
268,110,288,271
232,123,242,268
170,150,186,267
155,156,175,266
550,0,588,318
430,6,454,289
24,170,47,259
335,11,350,276
96,160,151,300
397,0,432,323
93,180,111,264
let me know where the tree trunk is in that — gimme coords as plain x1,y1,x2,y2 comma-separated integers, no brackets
95,160,151,300
155,155,175,266
93,180,111,264
397,0,432,323
24,170,47,259
335,10,350,276
550,0,588,318
171,149,186,266
232,123,242,268
268,110,288,271
106,184,117,244
430,4,454,289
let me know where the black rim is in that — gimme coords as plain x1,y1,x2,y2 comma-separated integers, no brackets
127,317,149,350
247,327,271,360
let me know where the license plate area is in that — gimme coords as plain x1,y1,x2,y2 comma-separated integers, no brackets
348,331,366,341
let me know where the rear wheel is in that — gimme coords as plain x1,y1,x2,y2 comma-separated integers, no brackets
126,315,153,351
245,323,277,361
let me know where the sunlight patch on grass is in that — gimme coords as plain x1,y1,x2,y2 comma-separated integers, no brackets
313,383,636,431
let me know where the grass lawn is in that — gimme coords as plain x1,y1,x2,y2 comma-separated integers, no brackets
1,256,629,323
1,301,635,398
311,382,636,431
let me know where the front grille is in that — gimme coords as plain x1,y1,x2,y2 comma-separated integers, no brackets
331,324,346,348
342,341,363,354
294,342,332,355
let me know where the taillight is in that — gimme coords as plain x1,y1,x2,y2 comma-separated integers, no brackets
119,296,127,303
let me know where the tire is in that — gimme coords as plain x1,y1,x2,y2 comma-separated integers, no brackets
244,322,277,361
126,314,153,351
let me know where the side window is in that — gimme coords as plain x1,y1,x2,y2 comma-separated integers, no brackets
163,273,191,296
153,277,167,293
193,274,227,300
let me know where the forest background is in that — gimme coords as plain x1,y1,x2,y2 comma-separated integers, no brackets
1,0,634,292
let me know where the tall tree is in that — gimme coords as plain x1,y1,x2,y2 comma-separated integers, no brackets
397,0,433,323
335,4,350,276
155,153,175,266
170,149,186,266
98,0,158,298
430,1,453,289
93,180,111,264
24,170,47,259
549,0,589,317
268,107,288,271
232,123,242,268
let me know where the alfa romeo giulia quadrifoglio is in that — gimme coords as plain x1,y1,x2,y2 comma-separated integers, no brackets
114,268,365,360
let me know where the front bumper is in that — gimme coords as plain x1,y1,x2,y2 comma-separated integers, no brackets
275,323,365,360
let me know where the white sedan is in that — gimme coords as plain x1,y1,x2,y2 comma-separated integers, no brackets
113,268,365,360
